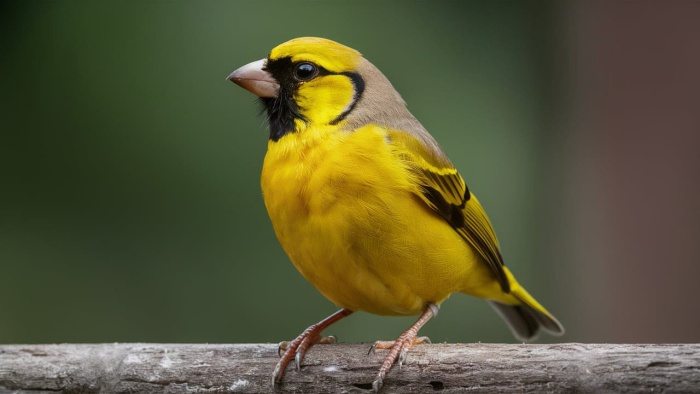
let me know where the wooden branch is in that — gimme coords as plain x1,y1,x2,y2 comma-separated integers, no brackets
1,343,699,392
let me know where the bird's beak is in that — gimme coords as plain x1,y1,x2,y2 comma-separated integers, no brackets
227,58,279,98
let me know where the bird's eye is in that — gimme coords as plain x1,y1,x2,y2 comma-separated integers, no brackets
294,62,318,81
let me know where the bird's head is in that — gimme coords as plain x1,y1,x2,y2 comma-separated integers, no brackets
228,37,412,141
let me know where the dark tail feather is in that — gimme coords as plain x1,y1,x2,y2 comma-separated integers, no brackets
489,301,539,341
489,300,565,341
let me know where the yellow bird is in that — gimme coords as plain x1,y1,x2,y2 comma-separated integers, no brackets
228,37,563,391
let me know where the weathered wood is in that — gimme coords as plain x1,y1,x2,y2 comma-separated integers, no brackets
0,343,698,393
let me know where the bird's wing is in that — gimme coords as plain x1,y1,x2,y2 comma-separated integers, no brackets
388,129,510,293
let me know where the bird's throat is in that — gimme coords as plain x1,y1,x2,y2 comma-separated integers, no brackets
260,88,304,142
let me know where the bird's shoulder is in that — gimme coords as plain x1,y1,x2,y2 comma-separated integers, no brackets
385,128,511,292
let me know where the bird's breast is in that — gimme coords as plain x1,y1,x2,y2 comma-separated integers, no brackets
260,125,401,257
259,125,465,314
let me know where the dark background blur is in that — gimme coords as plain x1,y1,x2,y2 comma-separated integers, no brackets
2,1,699,344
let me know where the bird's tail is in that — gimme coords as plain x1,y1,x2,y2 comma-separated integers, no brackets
489,268,565,341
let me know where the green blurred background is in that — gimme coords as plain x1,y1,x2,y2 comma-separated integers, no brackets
2,1,699,344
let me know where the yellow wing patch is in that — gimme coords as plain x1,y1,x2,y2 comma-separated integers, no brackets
389,130,511,293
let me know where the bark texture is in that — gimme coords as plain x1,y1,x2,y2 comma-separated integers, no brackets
1,343,699,393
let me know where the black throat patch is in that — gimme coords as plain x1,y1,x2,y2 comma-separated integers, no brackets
261,57,365,142
260,57,304,141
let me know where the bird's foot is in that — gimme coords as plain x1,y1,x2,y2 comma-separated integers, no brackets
278,335,337,356
272,309,352,387
367,336,431,355
369,333,424,392
273,332,328,385
369,304,438,392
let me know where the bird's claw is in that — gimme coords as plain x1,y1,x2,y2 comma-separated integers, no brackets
271,362,283,386
372,377,383,393
277,341,289,357
294,348,303,371
367,343,376,355
398,348,408,369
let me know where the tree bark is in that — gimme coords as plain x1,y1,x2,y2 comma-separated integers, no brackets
1,343,699,393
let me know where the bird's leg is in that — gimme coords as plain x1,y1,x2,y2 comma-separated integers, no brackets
272,308,353,385
371,304,439,392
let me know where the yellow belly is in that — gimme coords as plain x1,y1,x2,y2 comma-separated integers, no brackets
261,124,499,315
